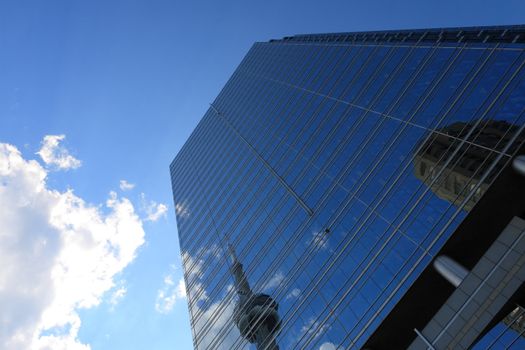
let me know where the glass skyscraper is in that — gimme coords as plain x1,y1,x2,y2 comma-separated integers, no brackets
170,26,525,349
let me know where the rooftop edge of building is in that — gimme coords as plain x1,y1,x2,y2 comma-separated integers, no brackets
170,24,525,176
269,24,525,45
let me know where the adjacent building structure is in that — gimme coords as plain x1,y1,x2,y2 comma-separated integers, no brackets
413,119,525,211
170,25,525,349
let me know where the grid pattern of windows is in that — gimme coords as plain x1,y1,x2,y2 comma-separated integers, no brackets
473,305,525,349
170,26,525,349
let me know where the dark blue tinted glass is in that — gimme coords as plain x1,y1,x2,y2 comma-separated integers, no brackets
171,26,525,349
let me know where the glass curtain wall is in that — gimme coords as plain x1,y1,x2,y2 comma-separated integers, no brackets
170,26,525,350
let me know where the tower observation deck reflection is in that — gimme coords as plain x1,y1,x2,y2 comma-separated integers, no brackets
229,245,280,350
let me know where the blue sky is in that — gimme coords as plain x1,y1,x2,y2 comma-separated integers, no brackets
0,1,523,349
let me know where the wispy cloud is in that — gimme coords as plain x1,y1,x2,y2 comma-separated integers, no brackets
155,266,186,314
181,251,208,304
0,141,145,349
286,288,301,300
140,193,168,222
309,230,330,251
109,286,127,307
191,286,241,349
179,251,249,348
147,203,168,221
119,180,135,191
319,342,338,350
175,202,190,218
36,134,81,170
262,271,285,292
298,317,331,345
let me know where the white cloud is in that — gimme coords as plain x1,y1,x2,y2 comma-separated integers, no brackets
0,142,145,350
309,230,329,251
192,288,248,350
181,251,208,304
319,342,338,350
119,180,135,191
140,193,168,222
182,251,203,279
174,202,190,218
179,248,249,348
298,318,331,345
109,286,127,307
286,288,301,300
155,267,186,314
177,279,187,299
36,135,81,170
147,203,167,221
262,271,285,292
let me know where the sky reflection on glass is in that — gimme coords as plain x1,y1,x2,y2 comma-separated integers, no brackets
171,28,525,349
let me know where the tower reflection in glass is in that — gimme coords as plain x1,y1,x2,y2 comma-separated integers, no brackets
170,26,525,349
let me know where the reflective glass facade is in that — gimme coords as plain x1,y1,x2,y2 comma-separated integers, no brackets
474,305,525,349
170,26,525,349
